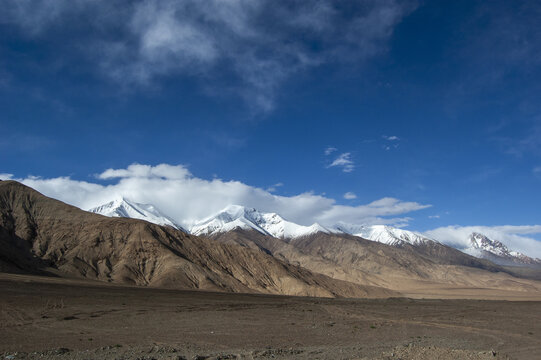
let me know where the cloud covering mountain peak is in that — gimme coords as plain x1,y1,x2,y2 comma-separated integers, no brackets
3,163,429,230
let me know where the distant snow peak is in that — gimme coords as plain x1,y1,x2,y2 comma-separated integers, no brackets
333,223,437,246
468,232,514,257
190,205,330,239
89,198,185,231
464,232,540,265
191,205,438,243
88,200,540,265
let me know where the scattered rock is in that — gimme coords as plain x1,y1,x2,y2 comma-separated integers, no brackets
55,348,70,354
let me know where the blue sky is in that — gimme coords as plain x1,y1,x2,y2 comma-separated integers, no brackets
1,1,541,252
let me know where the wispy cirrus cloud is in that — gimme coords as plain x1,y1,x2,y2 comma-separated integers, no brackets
382,134,400,150
1,0,418,112
3,163,429,228
0,133,55,153
507,124,541,157
266,182,284,193
328,152,355,173
324,146,337,156
463,166,502,183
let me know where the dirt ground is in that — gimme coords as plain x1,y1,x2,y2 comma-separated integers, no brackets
1,274,540,360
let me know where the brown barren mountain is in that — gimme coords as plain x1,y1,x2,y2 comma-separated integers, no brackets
0,180,395,298
2,179,540,300
212,228,541,299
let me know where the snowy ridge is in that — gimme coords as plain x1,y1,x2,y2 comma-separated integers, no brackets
464,233,541,265
332,223,437,246
189,205,436,244
189,205,330,239
87,200,539,265
89,198,186,231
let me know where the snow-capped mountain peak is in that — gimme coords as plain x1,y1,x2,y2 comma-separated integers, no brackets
89,198,185,231
468,232,517,257
87,200,539,266
333,223,437,246
190,205,269,236
463,232,540,265
189,205,330,239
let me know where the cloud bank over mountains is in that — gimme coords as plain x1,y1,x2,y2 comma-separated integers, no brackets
1,163,428,228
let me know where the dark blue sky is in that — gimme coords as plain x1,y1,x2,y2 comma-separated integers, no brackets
1,0,540,241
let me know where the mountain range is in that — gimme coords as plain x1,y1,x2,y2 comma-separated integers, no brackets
90,200,541,267
0,180,385,298
2,180,540,300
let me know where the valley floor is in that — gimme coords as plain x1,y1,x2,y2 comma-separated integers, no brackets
1,273,541,360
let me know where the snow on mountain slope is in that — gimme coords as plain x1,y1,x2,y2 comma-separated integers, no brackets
190,206,438,243
89,198,186,231
190,205,330,238
189,205,267,236
333,223,437,246
463,232,541,266
88,201,539,266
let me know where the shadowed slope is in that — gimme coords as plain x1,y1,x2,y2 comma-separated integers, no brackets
0,180,396,298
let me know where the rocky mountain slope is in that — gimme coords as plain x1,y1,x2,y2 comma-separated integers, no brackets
211,229,541,294
0,180,395,298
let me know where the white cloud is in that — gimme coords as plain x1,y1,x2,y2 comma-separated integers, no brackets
0,173,14,180
266,182,284,193
324,146,337,155
382,135,400,150
343,192,357,200
98,163,191,180
1,0,417,111
424,225,541,258
428,214,440,219
9,163,429,228
328,152,355,173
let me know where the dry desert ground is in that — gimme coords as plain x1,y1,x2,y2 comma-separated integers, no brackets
1,273,541,360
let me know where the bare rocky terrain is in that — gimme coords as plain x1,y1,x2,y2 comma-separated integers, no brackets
1,273,540,360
